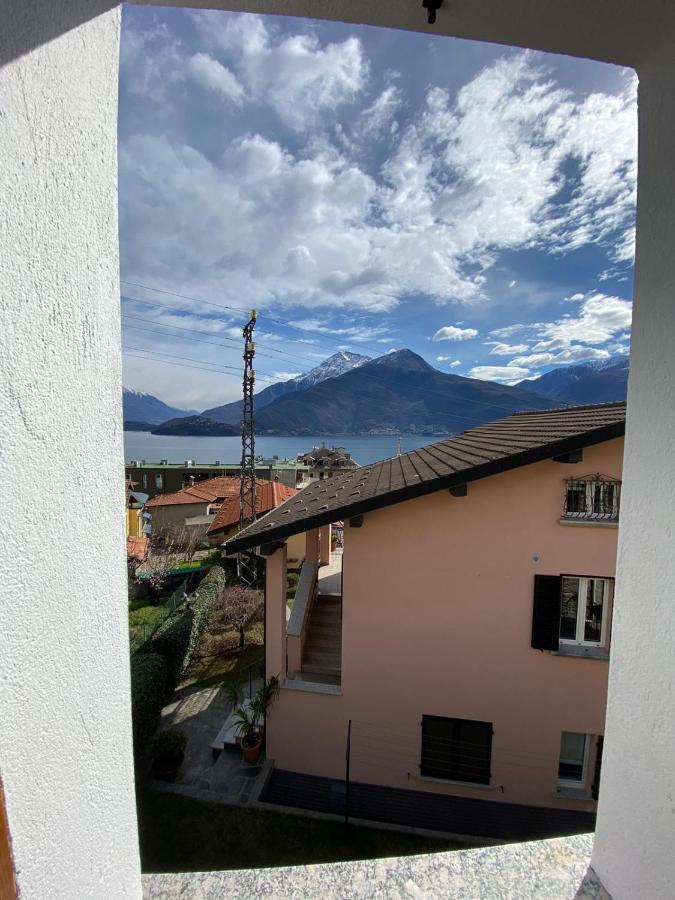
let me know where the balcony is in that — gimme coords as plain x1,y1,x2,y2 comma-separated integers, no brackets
561,477,621,524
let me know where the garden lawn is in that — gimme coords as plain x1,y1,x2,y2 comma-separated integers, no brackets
129,604,170,653
180,638,264,690
136,789,462,873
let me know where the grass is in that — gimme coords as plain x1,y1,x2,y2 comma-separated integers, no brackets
136,789,462,873
129,603,170,652
180,637,264,690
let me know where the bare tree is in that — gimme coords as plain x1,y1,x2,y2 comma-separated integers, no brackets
217,586,264,649
143,525,183,600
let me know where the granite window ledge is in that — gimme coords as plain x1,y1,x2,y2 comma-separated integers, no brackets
143,833,611,899
555,645,610,661
556,786,592,800
558,518,618,528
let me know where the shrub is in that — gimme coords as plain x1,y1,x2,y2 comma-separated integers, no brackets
152,728,188,781
152,728,187,764
131,653,167,756
287,572,300,589
149,564,226,691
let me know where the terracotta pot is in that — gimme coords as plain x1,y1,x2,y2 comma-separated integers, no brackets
241,733,262,764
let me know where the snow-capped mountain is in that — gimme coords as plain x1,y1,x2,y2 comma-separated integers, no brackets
122,388,198,426
294,351,370,389
517,356,629,404
202,351,370,424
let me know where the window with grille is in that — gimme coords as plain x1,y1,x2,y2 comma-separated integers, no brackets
563,476,620,521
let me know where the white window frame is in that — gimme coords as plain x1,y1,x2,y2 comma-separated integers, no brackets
559,576,611,647
558,731,590,789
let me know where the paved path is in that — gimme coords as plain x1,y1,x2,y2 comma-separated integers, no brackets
158,676,266,804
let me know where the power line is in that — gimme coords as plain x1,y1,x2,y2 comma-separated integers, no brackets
123,352,253,378
121,310,318,366
121,280,394,359
122,344,277,383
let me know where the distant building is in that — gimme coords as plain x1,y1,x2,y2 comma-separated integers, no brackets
124,458,310,500
125,477,148,539
297,445,358,481
144,475,299,553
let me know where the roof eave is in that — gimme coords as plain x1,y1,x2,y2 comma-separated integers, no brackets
224,421,625,555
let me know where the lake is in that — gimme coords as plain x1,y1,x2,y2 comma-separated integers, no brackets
123,432,438,467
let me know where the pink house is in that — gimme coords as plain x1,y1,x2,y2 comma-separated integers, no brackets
226,402,625,839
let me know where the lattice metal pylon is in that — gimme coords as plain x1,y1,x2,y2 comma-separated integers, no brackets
237,309,257,583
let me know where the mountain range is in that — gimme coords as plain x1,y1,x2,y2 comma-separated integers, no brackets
254,349,549,435
122,388,197,425
124,350,630,437
518,357,629,404
202,350,370,424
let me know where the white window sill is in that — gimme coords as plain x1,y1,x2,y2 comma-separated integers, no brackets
416,775,492,790
555,645,609,660
558,518,618,528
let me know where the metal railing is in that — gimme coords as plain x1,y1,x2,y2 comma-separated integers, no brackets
562,478,621,521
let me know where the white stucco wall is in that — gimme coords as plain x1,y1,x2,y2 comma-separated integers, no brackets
591,44,675,900
0,3,140,898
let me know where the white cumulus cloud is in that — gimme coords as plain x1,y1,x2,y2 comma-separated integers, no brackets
468,365,530,385
485,341,529,356
432,326,478,342
187,52,244,103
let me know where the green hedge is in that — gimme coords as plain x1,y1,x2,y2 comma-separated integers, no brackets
148,564,225,692
131,653,168,755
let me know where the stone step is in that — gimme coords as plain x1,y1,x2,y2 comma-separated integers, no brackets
307,619,341,634
302,661,342,677
303,651,341,670
309,608,341,625
305,639,341,656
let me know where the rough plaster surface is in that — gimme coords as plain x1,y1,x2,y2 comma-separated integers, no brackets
0,3,141,897
143,834,599,899
591,42,675,900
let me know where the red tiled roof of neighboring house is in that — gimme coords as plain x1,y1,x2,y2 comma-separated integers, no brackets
226,401,627,554
145,476,241,508
208,480,297,536
126,536,149,562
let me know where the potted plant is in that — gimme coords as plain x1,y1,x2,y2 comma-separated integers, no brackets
232,675,280,764
251,675,280,741
152,728,187,781
233,704,263,764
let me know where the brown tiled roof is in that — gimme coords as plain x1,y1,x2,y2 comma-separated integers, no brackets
225,402,626,554
126,536,149,563
208,481,297,535
145,476,241,508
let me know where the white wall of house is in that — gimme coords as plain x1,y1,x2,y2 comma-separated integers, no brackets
1,1,675,897
0,3,140,898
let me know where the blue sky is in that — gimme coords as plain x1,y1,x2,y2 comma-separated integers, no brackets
119,5,636,410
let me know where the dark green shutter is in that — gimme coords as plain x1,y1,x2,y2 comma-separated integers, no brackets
592,736,604,800
531,575,562,650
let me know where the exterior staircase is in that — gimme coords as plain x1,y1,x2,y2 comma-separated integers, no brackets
301,595,342,683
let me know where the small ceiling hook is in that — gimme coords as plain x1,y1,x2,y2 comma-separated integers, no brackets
422,0,443,26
